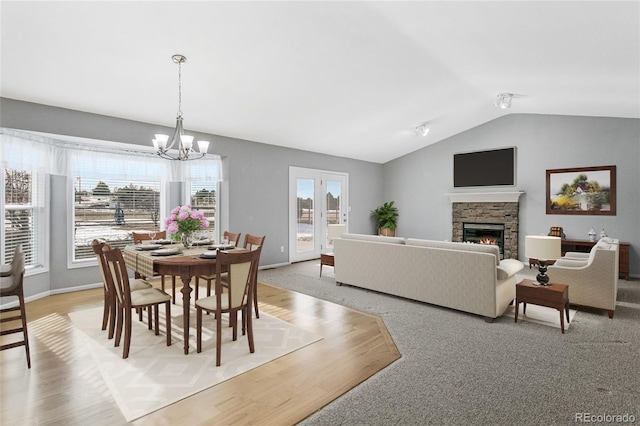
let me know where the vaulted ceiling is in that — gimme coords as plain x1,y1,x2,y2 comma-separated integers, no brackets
2,1,638,163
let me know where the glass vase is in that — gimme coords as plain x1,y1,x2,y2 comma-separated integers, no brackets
181,232,194,249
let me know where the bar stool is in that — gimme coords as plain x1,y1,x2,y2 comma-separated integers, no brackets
0,246,31,368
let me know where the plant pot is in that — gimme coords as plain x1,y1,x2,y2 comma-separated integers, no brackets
379,227,396,237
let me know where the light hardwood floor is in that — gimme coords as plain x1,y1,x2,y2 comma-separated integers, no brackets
1,281,400,425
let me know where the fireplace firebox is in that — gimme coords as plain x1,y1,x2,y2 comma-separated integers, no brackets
463,222,505,259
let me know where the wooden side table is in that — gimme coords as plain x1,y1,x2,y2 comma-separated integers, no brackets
320,253,335,277
515,279,570,333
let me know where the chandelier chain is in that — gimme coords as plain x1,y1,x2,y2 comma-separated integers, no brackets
177,59,183,118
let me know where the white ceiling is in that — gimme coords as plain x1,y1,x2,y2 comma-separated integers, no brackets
1,1,639,163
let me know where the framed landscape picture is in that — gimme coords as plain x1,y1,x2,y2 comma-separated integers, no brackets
546,165,616,215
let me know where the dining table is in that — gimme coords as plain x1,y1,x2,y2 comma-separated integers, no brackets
123,242,239,354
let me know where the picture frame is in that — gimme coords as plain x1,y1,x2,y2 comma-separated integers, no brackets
546,165,616,215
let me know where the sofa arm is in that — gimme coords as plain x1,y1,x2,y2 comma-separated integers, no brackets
553,258,589,267
563,251,590,260
496,259,524,280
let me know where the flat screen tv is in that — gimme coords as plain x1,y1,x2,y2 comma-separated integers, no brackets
453,147,516,188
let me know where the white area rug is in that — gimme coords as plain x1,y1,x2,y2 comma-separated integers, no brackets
68,306,321,422
503,303,577,330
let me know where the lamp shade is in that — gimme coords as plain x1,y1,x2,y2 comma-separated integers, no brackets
525,235,561,261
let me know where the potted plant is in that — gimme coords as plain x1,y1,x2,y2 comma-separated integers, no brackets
371,201,399,237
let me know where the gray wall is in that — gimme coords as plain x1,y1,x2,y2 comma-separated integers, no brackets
1,97,384,298
3,97,638,300
383,113,640,276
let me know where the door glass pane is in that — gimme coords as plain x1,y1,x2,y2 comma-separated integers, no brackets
296,178,314,253
326,180,342,250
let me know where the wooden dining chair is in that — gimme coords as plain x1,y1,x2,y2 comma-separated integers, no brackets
92,239,152,339
132,230,167,244
196,231,242,299
243,234,266,318
131,231,177,303
0,245,31,368
103,245,172,359
223,231,242,247
195,247,261,366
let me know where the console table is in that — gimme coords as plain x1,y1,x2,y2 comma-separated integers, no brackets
529,239,630,280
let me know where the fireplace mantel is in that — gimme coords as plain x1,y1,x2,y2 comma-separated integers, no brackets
447,191,524,203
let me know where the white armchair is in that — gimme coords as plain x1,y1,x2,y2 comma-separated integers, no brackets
547,238,619,318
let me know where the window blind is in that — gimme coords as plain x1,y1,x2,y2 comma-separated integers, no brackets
69,148,170,261
186,158,221,240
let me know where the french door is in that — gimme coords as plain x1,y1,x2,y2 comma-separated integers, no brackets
289,167,348,262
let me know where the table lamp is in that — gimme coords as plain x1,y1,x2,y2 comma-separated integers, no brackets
525,235,561,286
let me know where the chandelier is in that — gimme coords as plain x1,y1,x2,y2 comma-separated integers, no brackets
152,54,209,161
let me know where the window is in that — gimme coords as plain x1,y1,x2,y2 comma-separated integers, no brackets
1,127,222,270
186,160,221,241
72,176,162,260
69,148,169,262
2,168,48,272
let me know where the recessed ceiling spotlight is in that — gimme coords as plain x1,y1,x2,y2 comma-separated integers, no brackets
494,93,514,109
415,122,430,137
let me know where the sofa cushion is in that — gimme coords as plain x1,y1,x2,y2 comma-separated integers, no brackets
339,233,406,245
406,239,501,266
496,259,524,280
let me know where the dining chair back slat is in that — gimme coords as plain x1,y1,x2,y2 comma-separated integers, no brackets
224,231,242,247
132,231,167,244
243,234,266,318
92,239,117,338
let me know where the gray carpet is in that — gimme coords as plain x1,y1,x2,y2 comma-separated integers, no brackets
258,261,640,426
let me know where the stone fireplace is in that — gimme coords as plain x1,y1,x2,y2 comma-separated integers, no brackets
463,222,506,259
448,192,523,259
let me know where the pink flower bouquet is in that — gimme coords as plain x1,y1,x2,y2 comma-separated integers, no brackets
165,205,209,242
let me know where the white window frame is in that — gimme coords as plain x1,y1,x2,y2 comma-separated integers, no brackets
66,145,172,268
1,168,50,276
186,180,220,243
182,158,223,243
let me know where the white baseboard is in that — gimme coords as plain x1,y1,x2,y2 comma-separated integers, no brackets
1,282,102,310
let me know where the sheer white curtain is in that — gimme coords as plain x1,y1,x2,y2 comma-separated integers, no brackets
171,156,222,183
2,127,222,264
1,129,53,271
68,145,170,181
1,129,67,174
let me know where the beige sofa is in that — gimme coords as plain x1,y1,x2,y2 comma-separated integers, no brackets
547,238,619,318
333,233,524,320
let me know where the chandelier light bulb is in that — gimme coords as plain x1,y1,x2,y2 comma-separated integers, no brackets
197,140,210,153
181,135,194,151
